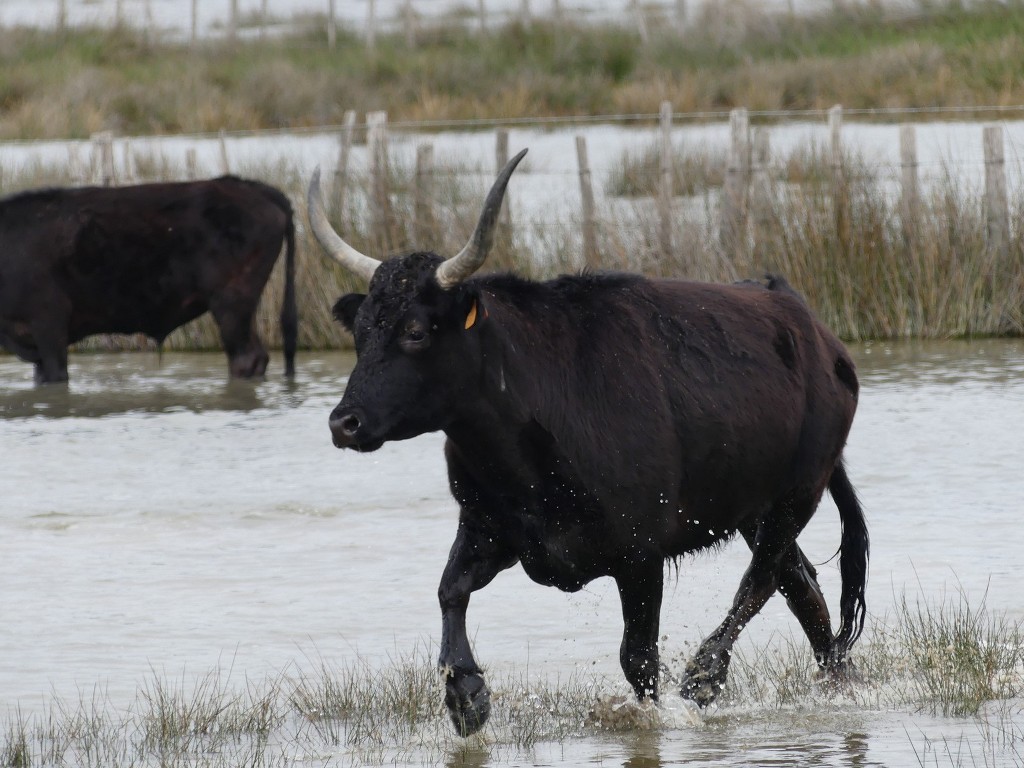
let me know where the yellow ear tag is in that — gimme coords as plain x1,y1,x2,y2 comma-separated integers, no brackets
464,300,478,330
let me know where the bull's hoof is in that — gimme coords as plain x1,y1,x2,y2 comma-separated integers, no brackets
679,655,728,708
444,673,491,737
815,658,862,696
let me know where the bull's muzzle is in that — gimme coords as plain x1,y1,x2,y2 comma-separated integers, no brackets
328,408,362,449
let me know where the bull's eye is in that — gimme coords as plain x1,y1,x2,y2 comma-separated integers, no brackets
400,323,431,353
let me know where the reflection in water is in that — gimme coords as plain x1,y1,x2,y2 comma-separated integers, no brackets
0,351,277,417
856,338,1024,386
446,745,491,768
621,730,662,767
843,731,872,768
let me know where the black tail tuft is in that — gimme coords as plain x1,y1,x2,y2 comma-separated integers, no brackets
280,205,297,378
829,457,869,659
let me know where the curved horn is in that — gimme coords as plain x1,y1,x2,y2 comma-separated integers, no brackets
435,148,528,290
306,167,381,284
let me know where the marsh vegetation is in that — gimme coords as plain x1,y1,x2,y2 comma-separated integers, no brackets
3,128,1018,356
1,597,1020,767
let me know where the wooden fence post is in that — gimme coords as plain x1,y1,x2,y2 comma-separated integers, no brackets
402,0,417,46
190,0,198,47
366,0,376,51
186,148,199,180
218,129,231,174
260,0,269,41
67,145,86,184
984,124,1009,264
658,101,674,258
720,107,749,264
899,124,920,253
478,0,488,35
228,0,238,43
414,144,435,245
57,0,67,35
749,128,772,252
632,0,649,43
121,140,136,183
674,0,688,30
92,132,116,186
576,135,599,267
828,105,844,181
828,104,850,254
334,110,358,218
143,0,154,46
367,110,392,250
327,0,337,49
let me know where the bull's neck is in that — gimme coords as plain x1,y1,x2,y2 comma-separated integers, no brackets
442,289,573,488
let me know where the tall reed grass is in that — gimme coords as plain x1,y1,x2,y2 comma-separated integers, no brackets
600,140,1024,341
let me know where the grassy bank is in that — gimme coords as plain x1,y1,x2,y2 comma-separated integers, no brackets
0,1,1022,139
1,595,1021,767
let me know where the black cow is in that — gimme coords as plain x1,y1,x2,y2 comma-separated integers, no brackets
307,150,869,735
0,176,297,384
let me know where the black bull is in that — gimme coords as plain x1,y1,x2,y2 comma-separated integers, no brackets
307,149,869,736
0,176,297,383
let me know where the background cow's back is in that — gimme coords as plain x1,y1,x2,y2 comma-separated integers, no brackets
0,176,296,383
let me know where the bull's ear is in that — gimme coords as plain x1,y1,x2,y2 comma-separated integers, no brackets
460,290,488,331
332,293,365,333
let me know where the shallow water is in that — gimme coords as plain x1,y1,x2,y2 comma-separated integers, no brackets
1,340,1023,765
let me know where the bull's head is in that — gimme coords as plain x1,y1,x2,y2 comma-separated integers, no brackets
307,148,527,451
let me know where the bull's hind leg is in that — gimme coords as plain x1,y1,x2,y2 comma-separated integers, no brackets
759,536,860,690
680,504,809,707
741,532,835,669
614,559,664,700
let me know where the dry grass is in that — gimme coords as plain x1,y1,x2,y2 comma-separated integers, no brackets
0,2,1022,139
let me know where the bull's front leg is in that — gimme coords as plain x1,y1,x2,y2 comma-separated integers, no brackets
438,517,517,736
615,558,664,701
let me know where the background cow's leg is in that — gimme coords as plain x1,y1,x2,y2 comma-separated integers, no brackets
741,531,835,669
614,559,664,700
210,300,268,378
681,504,809,707
34,349,69,384
31,317,69,384
438,520,517,737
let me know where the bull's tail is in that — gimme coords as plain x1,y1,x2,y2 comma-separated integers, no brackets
829,456,869,661
280,204,297,378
